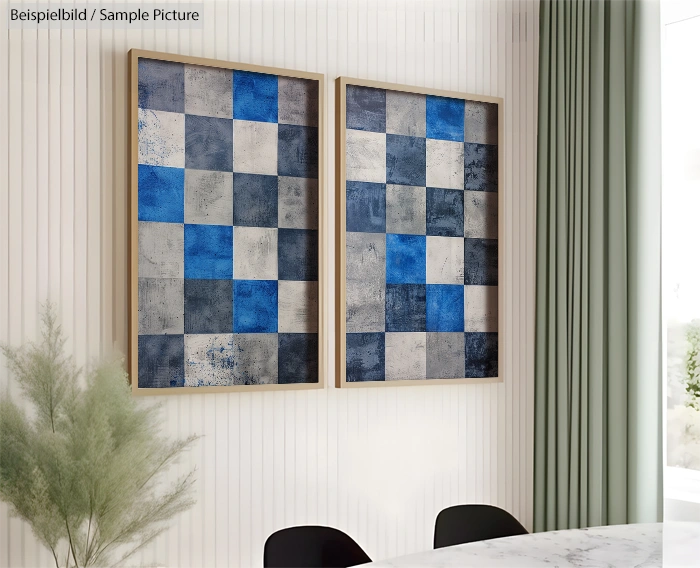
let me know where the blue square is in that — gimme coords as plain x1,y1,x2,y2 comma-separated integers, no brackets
386,134,426,186
346,333,385,382
385,284,426,332
346,85,386,133
465,332,498,378
426,284,464,332
464,238,498,286
464,143,498,192
426,95,465,142
184,224,233,280
185,115,233,172
278,124,318,179
426,187,464,237
138,165,184,223
386,233,426,284
346,181,386,233
233,173,278,228
234,280,278,333
278,333,318,383
138,334,185,388
184,279,233,334
278,229,318,281
138,59,184,113
233,71,278,123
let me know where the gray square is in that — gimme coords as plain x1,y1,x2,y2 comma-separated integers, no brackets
426,139,464,190
184,169,233,225
232,333,278,385
137,108,185,168
138,277,184,334
233,120,278,176
278,76,318,126
233,226,278,280
385,332,426,380
386,184,426,235
278,280,318,333
184,334,234,386
386,91,426,137
184,65,233,119
278,176,318,229
427,332,465,379
138,221,184,278
464,190,498,239
427,236,464,285
346,130,386,184
465,285,498,332
346,232,386,333
464,100,498,145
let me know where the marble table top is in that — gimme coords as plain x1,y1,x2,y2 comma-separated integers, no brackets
363,522,700,567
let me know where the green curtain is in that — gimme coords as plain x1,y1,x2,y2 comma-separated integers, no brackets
534,0,662,531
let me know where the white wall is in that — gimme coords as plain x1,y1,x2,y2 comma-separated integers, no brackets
0,1,539,566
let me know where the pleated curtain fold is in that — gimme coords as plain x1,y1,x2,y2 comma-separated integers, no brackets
534,0,662,531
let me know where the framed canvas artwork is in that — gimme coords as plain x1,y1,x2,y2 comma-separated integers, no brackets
336,77,503,387
129,49,325,394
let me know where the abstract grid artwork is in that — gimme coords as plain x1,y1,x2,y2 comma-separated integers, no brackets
129,50,324,393
336,77,502,387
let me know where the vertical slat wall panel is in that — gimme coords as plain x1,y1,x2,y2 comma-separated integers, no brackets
0,1,538,566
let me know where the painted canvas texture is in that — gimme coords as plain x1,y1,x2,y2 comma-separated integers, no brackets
137,57,319,388
344,84,498,382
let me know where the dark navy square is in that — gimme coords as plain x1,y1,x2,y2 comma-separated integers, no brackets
233,173,278,228
184,279,233,334
386,233,426,284
426,284,464,332
278,124,319,179
464,143,498,192
278,333,318,383
386,134,426,186
346,85,386,133
185,115,233,172
233,280,278,333
278,229,318,281
464,238,498,286
138,165,184,223
138,334,185,387
233,70,278,123
426,95,465,142
138,58,184,113
346,333,385,382
465,332,498,378
385,284,426,332
426,187,464,237
346,181,386,233
184,224,233,280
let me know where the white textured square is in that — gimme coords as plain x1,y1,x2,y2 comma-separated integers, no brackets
185,65,233,119
464,190,498,239
185,169,233,225
427,236,464,284
234,226,278,280
346,232,386,333
138,108,185,168
426,138,464,190
233,120,278,175
385,332,426,380
184,334,234,386
465,285,498,332
278,281,318,333
138,221,184,278
346,130,386,183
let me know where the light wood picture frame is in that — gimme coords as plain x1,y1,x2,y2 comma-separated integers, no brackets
335,76,504,388
129,49,325,394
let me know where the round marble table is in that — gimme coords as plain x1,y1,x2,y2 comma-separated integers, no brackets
362,523,700,567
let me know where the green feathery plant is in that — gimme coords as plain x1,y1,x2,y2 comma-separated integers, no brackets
684,320,700,409
0,304,197,568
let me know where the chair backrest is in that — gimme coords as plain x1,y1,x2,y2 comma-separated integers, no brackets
433,504,528,549
263,525,372,568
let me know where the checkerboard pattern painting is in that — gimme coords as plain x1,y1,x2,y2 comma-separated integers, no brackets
343,82,499,383
135,56,320,389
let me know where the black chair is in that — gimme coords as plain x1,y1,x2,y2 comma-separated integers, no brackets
433,504,528,549
263,525,372,568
